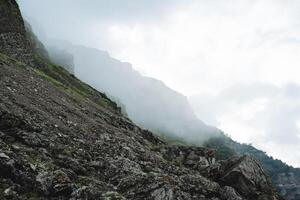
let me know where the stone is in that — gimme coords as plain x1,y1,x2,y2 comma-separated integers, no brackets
221,186,244,200
0,152,9,159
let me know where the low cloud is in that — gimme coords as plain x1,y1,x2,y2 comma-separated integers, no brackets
189,82,300,167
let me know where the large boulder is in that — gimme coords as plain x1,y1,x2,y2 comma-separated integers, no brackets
208,156,283,200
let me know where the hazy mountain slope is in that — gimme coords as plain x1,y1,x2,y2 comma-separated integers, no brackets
46,42,220,144
45,40,300,199
47,46,75,74
0,1,283,199
1,52,282,199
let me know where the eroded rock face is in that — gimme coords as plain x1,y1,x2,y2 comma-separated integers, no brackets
0,0,33,64
276,172,300,200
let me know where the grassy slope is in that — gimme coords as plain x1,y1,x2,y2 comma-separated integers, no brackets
33,54,121,114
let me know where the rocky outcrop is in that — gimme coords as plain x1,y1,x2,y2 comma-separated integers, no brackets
0,0,33,64
232,141,300,200
210,156,279,199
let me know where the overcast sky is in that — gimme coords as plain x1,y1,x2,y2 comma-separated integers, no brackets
19,0,300,167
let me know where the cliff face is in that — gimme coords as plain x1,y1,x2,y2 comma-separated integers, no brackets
276,172,300,200
0,0,33,64
0,1,283,199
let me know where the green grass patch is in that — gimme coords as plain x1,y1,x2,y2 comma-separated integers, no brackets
0,52,27,69
26,151,55,171
34,68,64,88
62,146,76,157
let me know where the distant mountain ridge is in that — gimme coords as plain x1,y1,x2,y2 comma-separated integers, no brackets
47,41,221,144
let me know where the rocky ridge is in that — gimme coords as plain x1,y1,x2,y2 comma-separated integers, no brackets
0,0,283,199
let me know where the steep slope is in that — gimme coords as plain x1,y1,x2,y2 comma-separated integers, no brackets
46,41,300,200
46,42,220,144
0,30,281,200
0,1,282,199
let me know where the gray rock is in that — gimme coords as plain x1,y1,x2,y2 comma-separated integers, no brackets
221,186,244,200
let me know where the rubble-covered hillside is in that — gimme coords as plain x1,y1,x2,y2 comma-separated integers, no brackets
0,0,283,199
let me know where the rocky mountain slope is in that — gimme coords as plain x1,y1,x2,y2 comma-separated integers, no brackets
45,39,300,200
0,0,283,199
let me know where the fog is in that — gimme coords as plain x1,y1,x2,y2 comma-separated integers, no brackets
17,1,223,145
47,40,220,144
18,0,300,167
190,82,300,167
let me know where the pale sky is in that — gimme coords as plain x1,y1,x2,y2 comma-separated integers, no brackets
19,0,300,167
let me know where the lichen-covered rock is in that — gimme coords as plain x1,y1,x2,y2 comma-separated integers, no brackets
221,186,244,200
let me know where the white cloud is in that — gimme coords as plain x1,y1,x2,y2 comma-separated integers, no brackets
96,0,300,96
